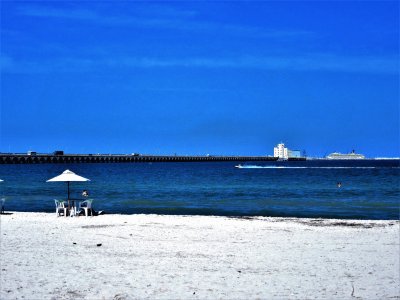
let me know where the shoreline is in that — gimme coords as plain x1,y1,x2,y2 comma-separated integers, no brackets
1,212,399,299
3,210,399,222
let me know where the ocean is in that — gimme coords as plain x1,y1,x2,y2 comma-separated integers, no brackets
0,160,399,220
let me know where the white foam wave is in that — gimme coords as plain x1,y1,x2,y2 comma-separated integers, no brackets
236,165,394,169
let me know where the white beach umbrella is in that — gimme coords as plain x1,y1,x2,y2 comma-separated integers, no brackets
47,170,90,201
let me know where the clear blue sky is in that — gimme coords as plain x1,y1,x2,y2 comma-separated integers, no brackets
1,1,399,157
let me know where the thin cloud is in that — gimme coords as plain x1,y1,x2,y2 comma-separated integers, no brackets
18,6,99,21
134,5,198,18
1,54,398,74
97,55,399,74
16,5,313,39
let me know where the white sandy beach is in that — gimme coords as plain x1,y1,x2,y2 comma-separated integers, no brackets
0,212,399,300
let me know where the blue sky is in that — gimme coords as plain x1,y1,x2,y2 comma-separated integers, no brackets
1,1,399,157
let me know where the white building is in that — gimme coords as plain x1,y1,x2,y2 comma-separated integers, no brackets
288,150,301,158
274,143,288,159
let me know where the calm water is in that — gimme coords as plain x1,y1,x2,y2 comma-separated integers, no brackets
0,160,399,219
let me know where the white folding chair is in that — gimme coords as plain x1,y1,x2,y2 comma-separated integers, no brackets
55,200,67,217
78,199,93,217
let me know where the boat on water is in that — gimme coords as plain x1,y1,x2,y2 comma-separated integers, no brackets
326,150,365,160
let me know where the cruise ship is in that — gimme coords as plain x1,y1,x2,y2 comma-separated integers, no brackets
326,150,365,160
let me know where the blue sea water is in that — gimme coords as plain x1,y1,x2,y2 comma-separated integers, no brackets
0,160,399,220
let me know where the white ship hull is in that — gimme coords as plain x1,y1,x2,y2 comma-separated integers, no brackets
326,152,365,160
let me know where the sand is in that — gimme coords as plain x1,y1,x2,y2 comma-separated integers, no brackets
0,212,399,300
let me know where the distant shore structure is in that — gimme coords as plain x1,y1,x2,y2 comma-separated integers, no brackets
274,143,288,159
273,143,303,160
0,153,279,164
326,150,365,160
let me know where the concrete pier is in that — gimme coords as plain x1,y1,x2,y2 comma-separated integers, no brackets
0,154,279,164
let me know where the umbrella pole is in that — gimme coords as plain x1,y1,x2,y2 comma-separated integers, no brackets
67,182,70,210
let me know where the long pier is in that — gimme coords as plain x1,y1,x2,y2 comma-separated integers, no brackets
0,154,279,164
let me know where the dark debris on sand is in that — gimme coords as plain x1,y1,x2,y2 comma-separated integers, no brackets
227,216,397,229
296,219,393,229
